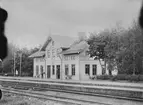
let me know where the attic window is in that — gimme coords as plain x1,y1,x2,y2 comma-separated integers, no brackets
52,49,55,58
52,41,54,46
47,50,50,58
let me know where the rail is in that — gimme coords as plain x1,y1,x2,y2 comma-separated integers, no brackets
2,87,111,105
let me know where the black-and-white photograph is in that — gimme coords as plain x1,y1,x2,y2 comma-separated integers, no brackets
0,0,143,105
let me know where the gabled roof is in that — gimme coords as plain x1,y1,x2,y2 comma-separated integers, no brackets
40,35,75,51
29,51,45,58
29,35,75,58
61,41,89,55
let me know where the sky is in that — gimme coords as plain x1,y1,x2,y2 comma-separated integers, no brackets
1,0,142,49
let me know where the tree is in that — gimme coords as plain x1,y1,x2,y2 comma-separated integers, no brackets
16,47,40,76
88,21,143,75
116,22,143,75
87,32,107,75
88,26,125,75
2,42,18,74
2,42,40,76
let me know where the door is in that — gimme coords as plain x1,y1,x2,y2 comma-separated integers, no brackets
36,65,39,78
40,65,44,78
56,65,60,79
47,65,51,78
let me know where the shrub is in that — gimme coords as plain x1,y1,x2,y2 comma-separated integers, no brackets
126,75,140,82
96,75,113,80
111,74,127,81
96,74,143,82
139,75,143,81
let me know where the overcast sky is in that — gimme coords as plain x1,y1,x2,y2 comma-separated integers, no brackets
1,0,142,48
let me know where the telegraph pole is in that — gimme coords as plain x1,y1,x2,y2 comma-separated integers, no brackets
19,53,22,76
133,36,136,75
13,52,15,76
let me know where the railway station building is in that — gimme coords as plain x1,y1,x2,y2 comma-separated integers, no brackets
29,35,116,81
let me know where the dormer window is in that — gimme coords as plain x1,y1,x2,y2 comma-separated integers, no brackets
56,48,61,57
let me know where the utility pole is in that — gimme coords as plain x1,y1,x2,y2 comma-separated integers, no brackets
133,36,136,75
13,52,15,76
133,51,135,75
19,53,22,76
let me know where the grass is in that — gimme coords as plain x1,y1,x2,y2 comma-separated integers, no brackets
0,92,45,105
0,92,72,105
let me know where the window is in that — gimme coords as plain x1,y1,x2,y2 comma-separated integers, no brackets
85,64,90,75
47,50,50,58
92,65,97,75
65,64,69,75
52,65,55,75
57,65,60,70
71,56,75,60
52,41,54,46
52,49,55,58
71,64,75,75
64,56,68,60
56,65,60,79
47,65,51,78
40,65,43,71
36,65,39,75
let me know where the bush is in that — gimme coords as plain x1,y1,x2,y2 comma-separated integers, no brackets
21,72,32,77
111,74,127,81
139,75,143,81
4,73,14,76
96,74,143,82
0,73,4,76
96,75,113,80
126,75,140,82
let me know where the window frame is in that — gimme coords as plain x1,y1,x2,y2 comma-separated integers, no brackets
47,50,50,58
85,64,90,75
92,65,97,75
52,49,55,58
71,64,75,75
65,64,69,75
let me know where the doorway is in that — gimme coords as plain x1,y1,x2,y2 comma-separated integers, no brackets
47,65,51,78
40,65,44,78
56,65,60,79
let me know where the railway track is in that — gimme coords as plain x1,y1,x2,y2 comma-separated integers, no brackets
0,78,143,105
1,87,111,105
1,77,143,90
1,80,143,102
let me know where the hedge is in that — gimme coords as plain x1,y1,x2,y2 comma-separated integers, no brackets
96,74,143,82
